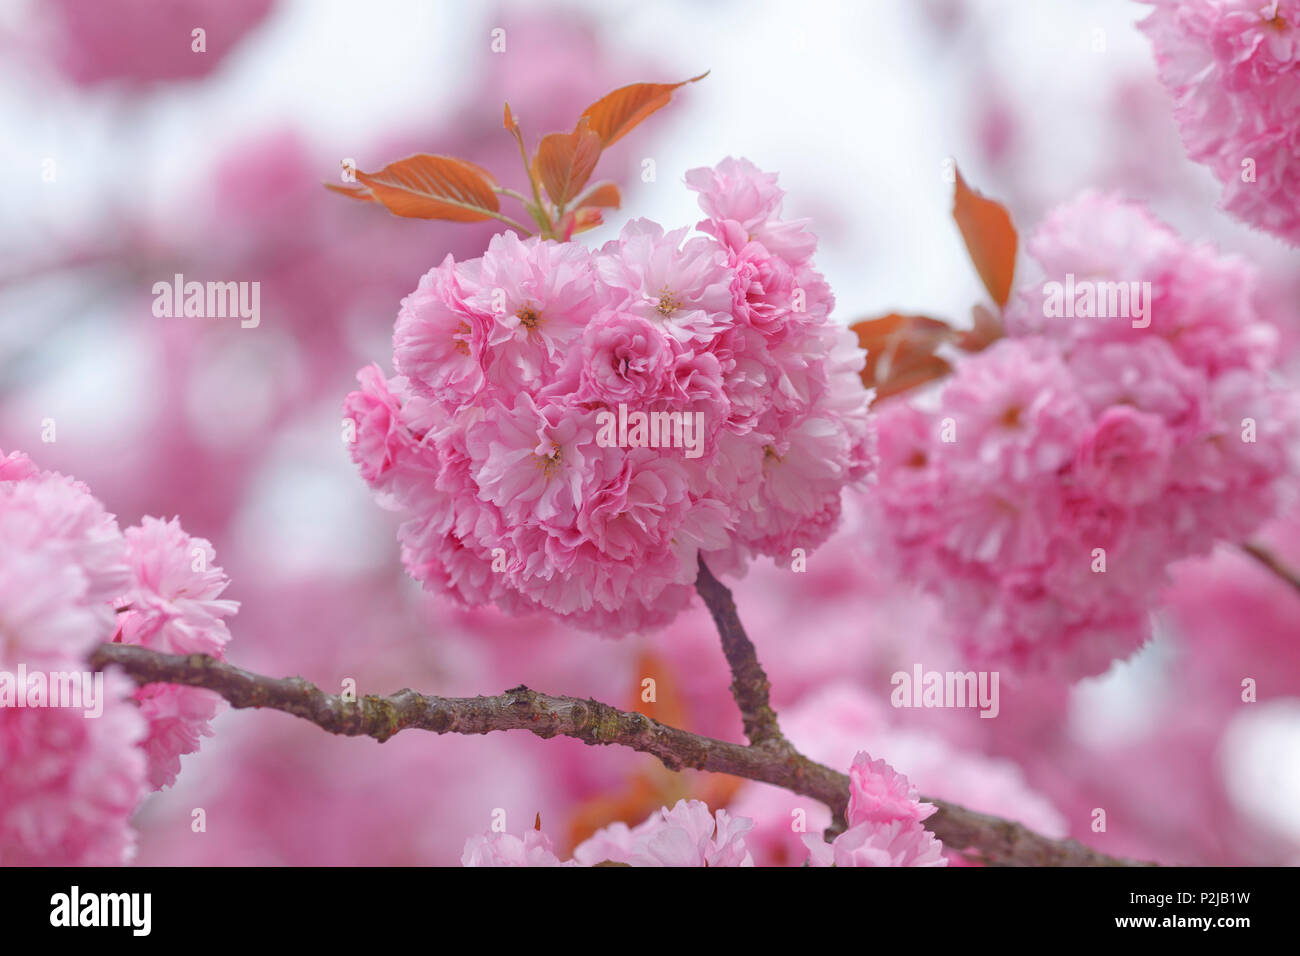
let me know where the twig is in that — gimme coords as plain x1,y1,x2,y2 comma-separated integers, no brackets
89,643,1153,867
1242,541,1300,596
694,557,785,747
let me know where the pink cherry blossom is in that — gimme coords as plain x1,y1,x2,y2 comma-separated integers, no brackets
460,800,754,867
595,220,734,346
686,156,818,264
571,799,755,867
1140,0,1300,244
804,752,947,867
572,310,679,406
1074,407,1173,506
345,160,875,635
462,827,574,867
0,451,235,858
847,752,938,827
0,670,148,866
804,819,947,867
866,192,1297,679
114,516,239,791
393,254,488,408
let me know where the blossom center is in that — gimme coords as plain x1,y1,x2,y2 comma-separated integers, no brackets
655,287,681,318
517,305,542,331
539,442,563,477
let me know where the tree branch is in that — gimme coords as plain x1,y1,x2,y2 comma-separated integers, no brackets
694,557,785,748
89,643,1153,867
1242,541,1300,596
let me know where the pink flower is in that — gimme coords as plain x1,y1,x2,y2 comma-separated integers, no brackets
131,683,224,792
576,452,696,562
118,517,237,658
1140,0,1300,244
467,392,610,529
468,233,606,391
0,670,148,866
1075,407,1173,506
685,157,785,230
685,156,818,263
847,752,938,828
804,753,946,867
804,819,947,867
939,339,1088,488
1068,339,1207,437
116,516,238,789
867,192,1297,679
1009,192,1275,377
572,309,678,406
595,220,734,345
714,223,799,340
462,827,574,867
346,160,874,635
393,254,487,409
342,364,410,486
572,799,755,867
0,451,231,857
461,801,754,866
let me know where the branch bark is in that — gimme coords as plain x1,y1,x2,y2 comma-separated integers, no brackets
694,557,784,748
89,643,1153,867
1242,541,1300,596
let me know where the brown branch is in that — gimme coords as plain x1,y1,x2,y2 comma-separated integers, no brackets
694,557,785,747
1242,541,1300,596
89,643,1153,867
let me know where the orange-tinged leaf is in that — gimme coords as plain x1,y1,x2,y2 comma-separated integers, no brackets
852,313,955,400
323,181,376,202
952,167,1018,308
873,353,953,400
575,182,621,210
955,303,1004,353
560,207,604,240
353,154,500,222
579,72,708,148
533,117,602,206
503,102,527,153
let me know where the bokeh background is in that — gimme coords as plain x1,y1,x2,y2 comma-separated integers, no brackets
1,0,1297,865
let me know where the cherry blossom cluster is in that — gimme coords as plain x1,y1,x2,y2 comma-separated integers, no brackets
865,192,1296,679
1140,0,1300,244
345,158,874,634
0,450,236,863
